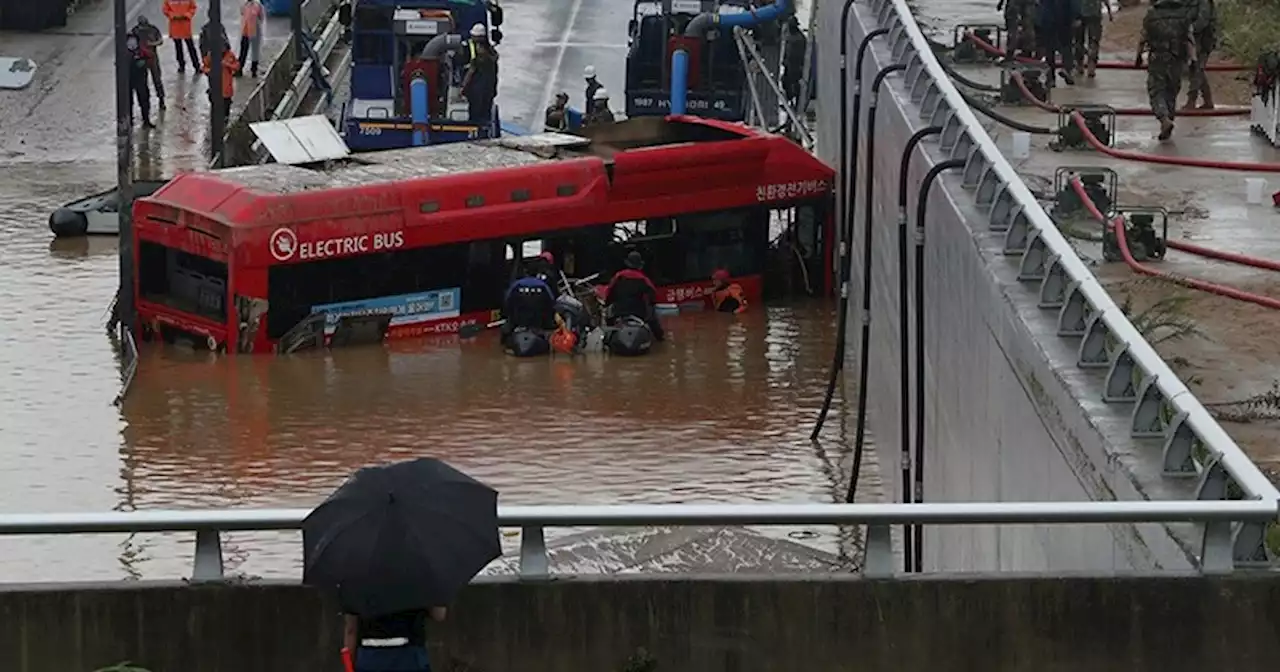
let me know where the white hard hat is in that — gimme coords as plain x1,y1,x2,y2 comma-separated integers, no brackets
470,23,487,37
584,65,596,78
592,87,609,101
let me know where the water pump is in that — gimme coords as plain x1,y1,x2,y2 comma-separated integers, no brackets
1103,208,1168,263
1002,66,1047,105
951,24,1003,64
1053,167,1116,218
1055,105,1115,149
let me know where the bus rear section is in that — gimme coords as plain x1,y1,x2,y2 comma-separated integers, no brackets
132,201,233,351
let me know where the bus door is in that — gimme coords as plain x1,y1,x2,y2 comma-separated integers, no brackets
765,198,831,298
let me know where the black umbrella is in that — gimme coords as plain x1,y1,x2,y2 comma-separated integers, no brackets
302,458,500,616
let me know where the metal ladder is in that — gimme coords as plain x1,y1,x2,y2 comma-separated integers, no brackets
732,26,814,149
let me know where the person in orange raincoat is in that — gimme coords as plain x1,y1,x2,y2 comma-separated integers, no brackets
204,45,240,125
710,269,748,314
162,0,201,74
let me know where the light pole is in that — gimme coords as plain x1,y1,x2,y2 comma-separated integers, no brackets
114,0,135,332
209,0,225,166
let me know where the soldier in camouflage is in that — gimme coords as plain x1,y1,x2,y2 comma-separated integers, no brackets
997,0,1037,58
1138,0,1196,140
1073,0,1112,78
1184,0,1217,109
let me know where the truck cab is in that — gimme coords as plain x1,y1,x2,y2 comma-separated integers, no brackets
624,0,750,121
342,0,505,151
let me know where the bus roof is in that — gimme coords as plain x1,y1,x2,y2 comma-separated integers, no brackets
141,116,831,234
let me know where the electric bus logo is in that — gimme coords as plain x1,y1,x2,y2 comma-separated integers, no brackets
270,227,298,261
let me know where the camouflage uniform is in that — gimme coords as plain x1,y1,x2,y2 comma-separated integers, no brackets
1141,0,1193,133
1074,0,1106,73
1185,0,1217,108
1001,0,1037,56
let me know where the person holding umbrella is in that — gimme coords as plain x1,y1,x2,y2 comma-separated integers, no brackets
303,458,501,672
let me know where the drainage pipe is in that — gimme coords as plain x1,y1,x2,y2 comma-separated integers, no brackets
411,78,430,146
671,0,792,115
965,32,1247,72
1070,111,1280,173
912,157,967,573
895,124,942,571
811,26,888,443
844,63,905,509
956,87,1055,134
1009,71,1249,117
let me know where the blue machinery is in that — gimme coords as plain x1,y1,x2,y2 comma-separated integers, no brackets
342,0,506,151
668,0,790,116
624,0,790,120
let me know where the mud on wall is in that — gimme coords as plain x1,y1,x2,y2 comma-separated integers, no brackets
812,0,1197,572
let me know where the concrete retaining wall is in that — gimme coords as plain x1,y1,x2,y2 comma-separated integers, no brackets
813,0,1200,571
3,577,1279,672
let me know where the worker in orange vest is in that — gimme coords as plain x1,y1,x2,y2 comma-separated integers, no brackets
237,0,265,78
710,269,748,314
162,0,201,74
204,44,240,125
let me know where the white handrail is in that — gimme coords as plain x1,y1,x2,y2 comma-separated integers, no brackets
0,501,1272,580
865,0,1280,504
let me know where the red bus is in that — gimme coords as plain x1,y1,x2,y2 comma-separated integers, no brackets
131,115,835,354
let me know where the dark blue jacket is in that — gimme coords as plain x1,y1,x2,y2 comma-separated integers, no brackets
1036,0,1081,29
504,276,553,303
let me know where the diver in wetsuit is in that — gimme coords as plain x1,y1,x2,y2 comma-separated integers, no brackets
501,271,557,348
603,250,665,341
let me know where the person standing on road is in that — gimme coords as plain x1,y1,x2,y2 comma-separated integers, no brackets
204,41,240,127
782,16,807,109
133,17,167,110
126,33,156,129
163,0,201,74
997,0,1031,58
1073,0,1112,78
1184,0,1217,109
237,0,265,78
583,66,602,110
1137,0,1196,140
1036,0,1082,86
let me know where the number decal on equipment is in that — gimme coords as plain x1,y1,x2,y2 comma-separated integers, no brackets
359,125,383,136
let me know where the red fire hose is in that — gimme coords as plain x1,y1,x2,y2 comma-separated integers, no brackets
1009,70,1249,117
965,32,1247,72
1069,111,1280,172
1070,177,1280,271
1067,176,1280,309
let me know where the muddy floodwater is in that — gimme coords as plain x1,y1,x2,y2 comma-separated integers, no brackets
0,0,1014,581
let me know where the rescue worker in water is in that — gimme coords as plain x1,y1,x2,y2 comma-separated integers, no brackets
710,269,748,314
501,269,557,348
604,251,665,341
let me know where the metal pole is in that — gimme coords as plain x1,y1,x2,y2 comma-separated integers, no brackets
114,0,136,332
292,0,305,62
209,0,225,167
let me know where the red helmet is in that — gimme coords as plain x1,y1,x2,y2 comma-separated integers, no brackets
712,269,730,283
539,251,555,264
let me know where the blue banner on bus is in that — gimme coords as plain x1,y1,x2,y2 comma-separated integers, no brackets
311,289,462,334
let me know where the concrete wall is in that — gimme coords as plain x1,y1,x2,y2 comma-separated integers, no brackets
813,0,1200,572
3,577,1280,672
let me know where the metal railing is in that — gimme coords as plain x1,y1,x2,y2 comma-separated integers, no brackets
0,501,1275,582
249,8,344,161
113,322,138,406
734,26,814,148
850,0,1280,550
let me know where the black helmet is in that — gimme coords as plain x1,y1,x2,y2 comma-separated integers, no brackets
624,250,644,269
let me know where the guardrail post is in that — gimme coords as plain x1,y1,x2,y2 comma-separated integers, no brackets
519,525,549,578
862,524,894,577
192,529,225,582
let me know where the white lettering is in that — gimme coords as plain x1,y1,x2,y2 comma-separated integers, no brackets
297,232,404,261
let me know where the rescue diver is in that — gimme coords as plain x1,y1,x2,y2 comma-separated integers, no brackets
711,269,749,314
604,251,665,341
501,270,558,347
584,66,602,110
545,92,570,132
583,88,615,127
460,23,499,125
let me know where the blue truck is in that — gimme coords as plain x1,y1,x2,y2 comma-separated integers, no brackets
339,0,508,151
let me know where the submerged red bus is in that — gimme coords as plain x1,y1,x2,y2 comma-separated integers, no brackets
131,115,835,354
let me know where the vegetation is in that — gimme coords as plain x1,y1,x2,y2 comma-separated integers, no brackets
1117,280,1204,349
94,664,150,672
622,648,659,672
1218,0,1280,67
